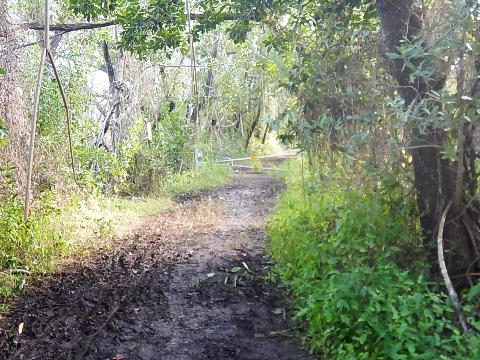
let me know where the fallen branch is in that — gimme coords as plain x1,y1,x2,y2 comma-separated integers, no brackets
0,269,32,275
438,203,469,334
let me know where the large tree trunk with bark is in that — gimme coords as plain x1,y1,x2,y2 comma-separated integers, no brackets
376,0,480,287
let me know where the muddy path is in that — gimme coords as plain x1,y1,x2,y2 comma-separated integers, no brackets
0,173,313,360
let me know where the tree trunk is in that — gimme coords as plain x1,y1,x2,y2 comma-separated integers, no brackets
204,30,220,100
194,28,221,127
262,123,270,145
102,41,115,88
98,41,126,151
245,104,262,150
376,0,479,286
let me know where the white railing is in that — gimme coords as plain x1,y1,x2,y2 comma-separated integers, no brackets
217,153,298,164
217,152,299,171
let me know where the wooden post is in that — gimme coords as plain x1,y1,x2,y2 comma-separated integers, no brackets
24,0,49,220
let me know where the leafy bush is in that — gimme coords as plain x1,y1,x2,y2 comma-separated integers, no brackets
0,160,70,302
0,126,69,275
73,104,194,195
268,160,480,359
124,105,194,194
0,168,66,270
0,193,68,272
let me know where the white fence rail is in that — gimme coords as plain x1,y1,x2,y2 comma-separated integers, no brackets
217,152,299,171
217,153,298,164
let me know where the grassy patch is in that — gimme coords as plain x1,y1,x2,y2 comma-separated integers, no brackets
159,162,232,196
0,192,70,307
62,195,171,250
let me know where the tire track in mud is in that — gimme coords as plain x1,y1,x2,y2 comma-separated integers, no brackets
0,173,313,360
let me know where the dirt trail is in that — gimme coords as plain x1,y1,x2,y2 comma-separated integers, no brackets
0,173,313,360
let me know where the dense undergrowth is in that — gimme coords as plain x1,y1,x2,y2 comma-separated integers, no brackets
268,160,480,359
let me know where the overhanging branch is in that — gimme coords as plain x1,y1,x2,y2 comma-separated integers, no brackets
25,13,239,34
26,21,116,33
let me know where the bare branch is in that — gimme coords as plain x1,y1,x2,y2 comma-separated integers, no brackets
46,48,76,183
438,203,469,334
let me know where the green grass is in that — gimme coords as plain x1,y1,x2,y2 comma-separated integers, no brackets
0,193,70,274
0,192,70,308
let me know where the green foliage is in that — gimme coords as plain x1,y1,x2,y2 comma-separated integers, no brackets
251,160,263,174
195,0,276,42
150,106,193,172
0,192,67,272
73,106,191,195
37,67,90,139
0,150,68,273
67,0,187,56
201,131,245,161
268,160,480,359
0,130,69,298
195,0,377,45
127,105,194,194
76,145,126,190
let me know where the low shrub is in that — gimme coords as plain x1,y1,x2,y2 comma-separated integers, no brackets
0,170,70,302
0,194,68,272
